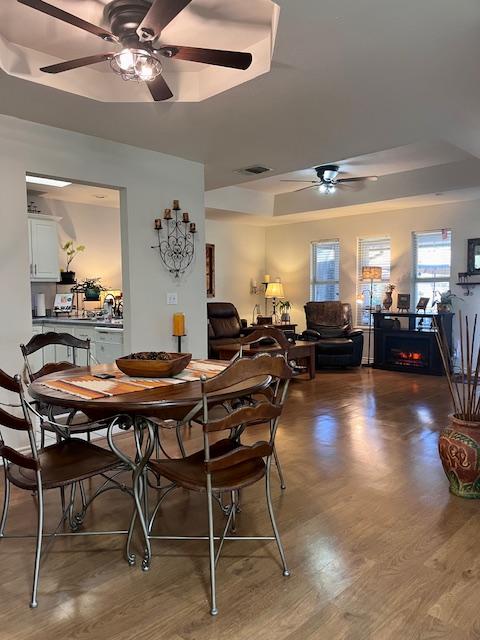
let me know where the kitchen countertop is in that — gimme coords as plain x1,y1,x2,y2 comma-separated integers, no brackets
32,317,123,330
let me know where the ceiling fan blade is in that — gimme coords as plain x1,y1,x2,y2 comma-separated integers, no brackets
40,54,114,74
161,46,252,70
17,0,117,42
137,0,192,41
293,185,318,193
336,176,378,183
147,74,174,101
280,180,317,184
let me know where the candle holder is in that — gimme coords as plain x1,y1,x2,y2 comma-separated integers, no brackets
152,201,197,278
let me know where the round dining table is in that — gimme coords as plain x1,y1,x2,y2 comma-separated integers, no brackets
28,360,271,568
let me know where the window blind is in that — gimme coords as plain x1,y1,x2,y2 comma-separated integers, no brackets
356,237,391,325
311,239,340,301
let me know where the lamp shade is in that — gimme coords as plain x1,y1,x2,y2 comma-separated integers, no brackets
265,282,285,299
361,266,382,281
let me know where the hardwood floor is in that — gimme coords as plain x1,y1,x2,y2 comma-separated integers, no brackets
1,369,479,639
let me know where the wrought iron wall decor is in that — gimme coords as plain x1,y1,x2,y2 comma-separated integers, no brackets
152,200,197,278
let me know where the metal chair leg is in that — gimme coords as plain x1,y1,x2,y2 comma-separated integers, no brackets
30,477,44,608
265,458,289,577
60,487,66,516
0,468,11,537
206,476,218,616
273,445,286,490
176,424,187,458
40,427,45,449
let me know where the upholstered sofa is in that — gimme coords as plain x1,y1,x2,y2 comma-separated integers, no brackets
302,301,364,368
207,302,247,358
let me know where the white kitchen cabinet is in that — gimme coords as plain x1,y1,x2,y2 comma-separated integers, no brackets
75,326,97,365
94,328,124,364
35,322,124,366
28,215,60,282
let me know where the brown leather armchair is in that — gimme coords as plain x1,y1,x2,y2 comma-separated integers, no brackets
302,301,364,368
207,302,247,358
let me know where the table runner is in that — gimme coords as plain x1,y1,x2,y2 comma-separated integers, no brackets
39,360,227,400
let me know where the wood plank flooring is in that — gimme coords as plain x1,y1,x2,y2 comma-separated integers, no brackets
1,368,479,639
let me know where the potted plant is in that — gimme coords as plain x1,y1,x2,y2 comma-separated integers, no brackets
432,290,462,313
435,312,480,498
279,300,292,323
82,278,104,302
383,284,395,311
60,241,85,284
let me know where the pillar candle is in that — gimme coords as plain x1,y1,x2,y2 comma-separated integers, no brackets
189,222,196,233
182,211,190,223
173,312,185,336
154,218,162,230
173,200,180,210
164,208,172,220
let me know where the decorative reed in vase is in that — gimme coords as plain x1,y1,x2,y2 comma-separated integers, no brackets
434,312,480,498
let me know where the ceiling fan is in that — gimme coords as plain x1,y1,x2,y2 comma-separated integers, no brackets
17,0,253,101
281,165,378,194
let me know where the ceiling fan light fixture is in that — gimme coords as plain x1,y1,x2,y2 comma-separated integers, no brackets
319,183,336,195
110,48,162,82
322,168,338,182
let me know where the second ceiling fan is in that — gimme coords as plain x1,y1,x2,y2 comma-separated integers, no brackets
282,165,378,194
18,0,253,101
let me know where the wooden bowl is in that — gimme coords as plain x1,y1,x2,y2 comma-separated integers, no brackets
116,352,192,378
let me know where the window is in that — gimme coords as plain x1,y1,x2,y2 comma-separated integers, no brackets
357,237,391,325
311,240,340,301
413,229,451,304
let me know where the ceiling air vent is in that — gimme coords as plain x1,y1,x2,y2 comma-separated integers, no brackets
235,165,273,176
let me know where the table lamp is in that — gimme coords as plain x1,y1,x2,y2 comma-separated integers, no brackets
361,266,382,366
265,280,285,323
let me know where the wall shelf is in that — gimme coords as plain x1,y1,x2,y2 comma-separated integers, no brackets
456,281,480,296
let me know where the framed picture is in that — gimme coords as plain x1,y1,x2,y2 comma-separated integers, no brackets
53,293,73,313
416,297,429,311
206,244,215,298
397,293,410,312
467,238,480,275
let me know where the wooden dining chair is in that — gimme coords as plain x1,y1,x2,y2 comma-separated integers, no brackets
144,353,293,616
0,368,124,608
21,332,103,446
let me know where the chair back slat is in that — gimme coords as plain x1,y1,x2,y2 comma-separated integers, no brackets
207,441,272,472
29,361,78,382
21,332,90,356
21,332,90,382
240,327,290,352
204,401,282,433
203,354,293,394
0,406,30,431
0,369,21,394
0,445,39,470
0,369,39,470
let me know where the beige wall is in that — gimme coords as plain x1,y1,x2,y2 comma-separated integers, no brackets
265,201,480,334
205,218,266,323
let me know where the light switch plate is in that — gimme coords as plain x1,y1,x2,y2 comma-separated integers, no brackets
167,292,178,305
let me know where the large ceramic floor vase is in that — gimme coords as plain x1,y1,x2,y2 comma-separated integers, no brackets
439,414,480,498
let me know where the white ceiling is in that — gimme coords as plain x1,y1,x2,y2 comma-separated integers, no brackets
1,0,480,193
238,142,473,195
1,0,278,102
27,182,120,207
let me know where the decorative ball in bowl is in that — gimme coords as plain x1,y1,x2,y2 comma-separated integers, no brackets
116,352,192,378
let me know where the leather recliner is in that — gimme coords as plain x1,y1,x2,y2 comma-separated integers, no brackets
207,302,247,358
302,301,364,368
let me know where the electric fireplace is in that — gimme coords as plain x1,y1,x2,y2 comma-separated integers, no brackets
372,311,453,376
